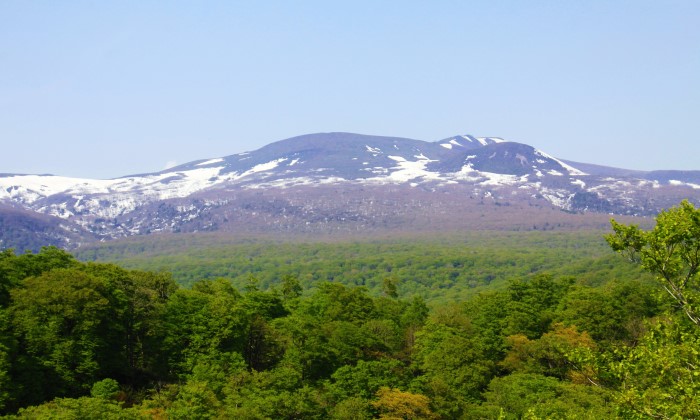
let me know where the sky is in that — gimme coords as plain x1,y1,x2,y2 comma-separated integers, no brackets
1,1,699,179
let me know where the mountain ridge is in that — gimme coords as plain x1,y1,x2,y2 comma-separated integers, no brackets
1,132,699,251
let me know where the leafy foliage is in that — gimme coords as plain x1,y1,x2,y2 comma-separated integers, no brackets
76,231,652,301
2,210,700,418
607,200,700,325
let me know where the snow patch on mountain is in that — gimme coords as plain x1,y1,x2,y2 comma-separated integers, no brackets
382,155,440,183
541,190,573,209
197,158,224,166
2,131,698,249
670,180,700,189
452,167,484,183
245,176,348,189
534,150,588,176
0,175,114,201
155,167,225,199
571,179,586,188
480,172,526,186
478,137,505,144
231,158,287,181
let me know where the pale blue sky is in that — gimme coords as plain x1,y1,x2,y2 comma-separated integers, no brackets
1,1,699,179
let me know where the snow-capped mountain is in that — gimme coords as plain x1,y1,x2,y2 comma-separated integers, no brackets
1,132,699,250
0,133,511,221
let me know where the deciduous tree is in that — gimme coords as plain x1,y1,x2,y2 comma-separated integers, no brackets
607,200,700,326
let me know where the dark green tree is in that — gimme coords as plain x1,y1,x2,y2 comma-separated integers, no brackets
161,279,248,377
503,274,574,338
412,306,495,417
10,268,115,402
382,276,398,299
281,274,302,301
0,247,77,308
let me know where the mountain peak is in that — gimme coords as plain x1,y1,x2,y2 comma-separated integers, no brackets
1,131,699,251
435,134,506,150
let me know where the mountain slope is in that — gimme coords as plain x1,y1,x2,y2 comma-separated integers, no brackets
1,132,699,250
0,204,89,251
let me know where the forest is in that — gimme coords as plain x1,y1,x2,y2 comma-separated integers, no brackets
1,202,699,419
75,230,652,303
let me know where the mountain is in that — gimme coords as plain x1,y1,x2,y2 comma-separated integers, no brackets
0,203,92,251
1,132,699,250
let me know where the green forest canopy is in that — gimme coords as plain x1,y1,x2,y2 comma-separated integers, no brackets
1,202,700,418
76,230,651,304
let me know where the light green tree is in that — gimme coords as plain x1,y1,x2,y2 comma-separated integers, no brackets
605,200,700,417
606,200,700,326
372,387,435,420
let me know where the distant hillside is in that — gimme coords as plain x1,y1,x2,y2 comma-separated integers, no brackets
1,132,698,250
